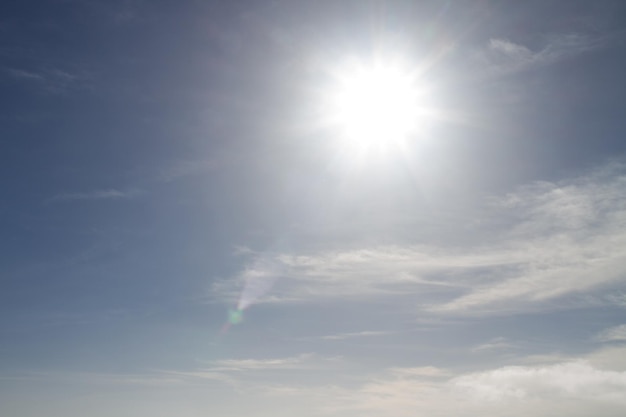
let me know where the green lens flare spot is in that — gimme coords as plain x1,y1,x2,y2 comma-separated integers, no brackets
228,309,243,325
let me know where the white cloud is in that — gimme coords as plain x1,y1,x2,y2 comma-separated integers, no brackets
439,164,626,312
586,345,626,371
262,360,626,417
596,325,626,343
453,361,626,403
214,163,626,314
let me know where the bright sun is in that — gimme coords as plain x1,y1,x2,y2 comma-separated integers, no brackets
326,58,424,155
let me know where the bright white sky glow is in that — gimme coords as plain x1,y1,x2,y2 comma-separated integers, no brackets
327,59,423,154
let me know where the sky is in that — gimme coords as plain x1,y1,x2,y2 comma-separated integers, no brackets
1,1,626,416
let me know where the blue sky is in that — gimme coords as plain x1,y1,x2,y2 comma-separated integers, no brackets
2,1,626,416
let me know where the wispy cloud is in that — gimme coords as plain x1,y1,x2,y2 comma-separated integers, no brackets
596,325,626,343
483,32,608,74
320,330,393,340
46,188,141,204
156,353,334,389
214,162,626,315
439,163,626,313
3,66,86,93
2,354,329,391
154,369,237,386
211,354,315,371
471,337,516,353
5,68,45,81
388,366,451,378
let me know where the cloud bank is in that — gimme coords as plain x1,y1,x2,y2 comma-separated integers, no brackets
253,348,626,417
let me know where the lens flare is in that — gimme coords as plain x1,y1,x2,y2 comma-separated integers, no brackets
228,308,243,324
220,308,244,334
220,256,283,334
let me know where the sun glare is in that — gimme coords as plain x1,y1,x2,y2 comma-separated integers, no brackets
327,59,424,155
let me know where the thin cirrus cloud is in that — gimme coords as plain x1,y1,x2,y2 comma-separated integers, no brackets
471,337,517,353
162,354,318,379
439,163,626,313
595,325,626,343
46,188,141,204
214,162,626,314
4,66,84,93
320,331,393,341
157,354,330,387
210,354,316,371
4,68,45,81
483,32,609,74
26,356,327,390
292,331,397,342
